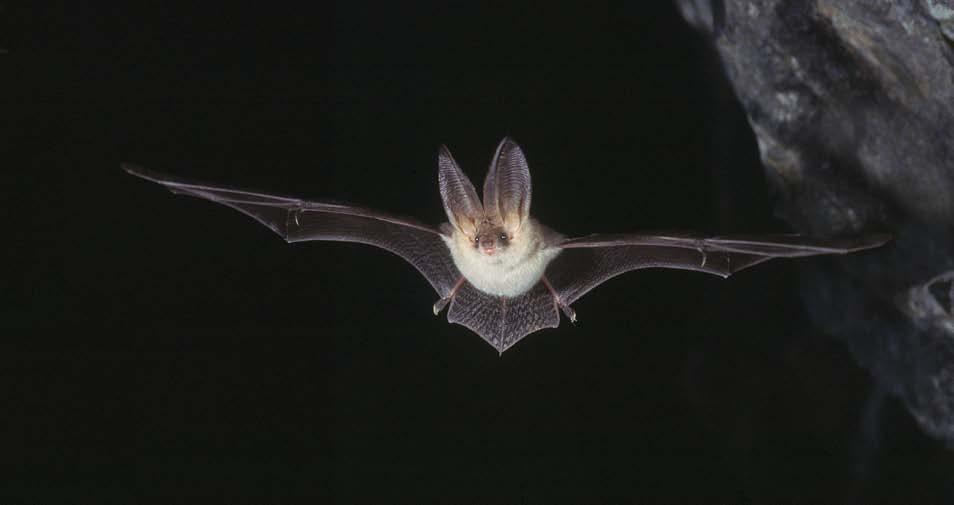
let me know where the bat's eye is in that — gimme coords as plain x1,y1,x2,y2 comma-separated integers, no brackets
499,233,508,241
474,236,480,243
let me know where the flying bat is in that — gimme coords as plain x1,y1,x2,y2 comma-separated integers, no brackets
123,138,889,353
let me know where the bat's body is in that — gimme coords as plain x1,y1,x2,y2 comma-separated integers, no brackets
442,218,561,298
124,138,889,352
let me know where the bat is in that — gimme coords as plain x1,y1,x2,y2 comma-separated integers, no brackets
123,138,889,353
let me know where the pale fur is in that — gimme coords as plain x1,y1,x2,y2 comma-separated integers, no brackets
442,218,562,297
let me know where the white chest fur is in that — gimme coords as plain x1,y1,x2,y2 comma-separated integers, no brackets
442,219,562,297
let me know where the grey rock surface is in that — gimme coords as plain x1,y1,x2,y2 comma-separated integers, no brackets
677,0,954,443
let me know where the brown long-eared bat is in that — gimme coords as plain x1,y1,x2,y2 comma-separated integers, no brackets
124,138,889,353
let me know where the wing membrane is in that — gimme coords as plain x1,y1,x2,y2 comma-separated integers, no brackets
446,281,560,353
123,164,461,297
550,232,889,305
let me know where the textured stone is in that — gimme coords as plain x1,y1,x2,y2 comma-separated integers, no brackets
677,0,954,443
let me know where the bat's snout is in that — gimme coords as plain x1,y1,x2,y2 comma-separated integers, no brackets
475,227,512,256
477,236,498,255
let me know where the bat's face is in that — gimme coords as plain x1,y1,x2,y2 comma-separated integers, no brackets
473,220,511,257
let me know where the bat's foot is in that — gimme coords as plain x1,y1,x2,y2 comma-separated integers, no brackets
433,277,467,315
433,297,451,315
541,275,576,323
559,303,577,323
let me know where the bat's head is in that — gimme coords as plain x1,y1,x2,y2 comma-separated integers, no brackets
437,137,532,256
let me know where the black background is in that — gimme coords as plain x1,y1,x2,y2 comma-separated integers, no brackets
7,2,951,503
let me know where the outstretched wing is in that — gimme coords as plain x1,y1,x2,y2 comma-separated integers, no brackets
548,232,890,305
123,164,462,298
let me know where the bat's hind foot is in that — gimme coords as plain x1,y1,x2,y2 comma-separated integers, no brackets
542,276,577,323
559,302,577,323
433,277,467,315
432,297,451,315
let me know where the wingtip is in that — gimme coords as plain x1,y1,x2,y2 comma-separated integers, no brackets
842,232,893,253
869,233,893,248
121,162,157,181
122,164,185,188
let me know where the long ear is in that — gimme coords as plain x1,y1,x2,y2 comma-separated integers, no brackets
438,145,483,236
483,137,532,233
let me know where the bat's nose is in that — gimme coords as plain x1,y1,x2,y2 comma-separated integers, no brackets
478,236,496,255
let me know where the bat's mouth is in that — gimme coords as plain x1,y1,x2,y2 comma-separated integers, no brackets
481,247,497,256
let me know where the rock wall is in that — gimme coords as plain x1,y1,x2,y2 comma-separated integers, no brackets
677,0,954,443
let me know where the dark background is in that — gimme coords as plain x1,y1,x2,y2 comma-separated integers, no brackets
7,2,950,503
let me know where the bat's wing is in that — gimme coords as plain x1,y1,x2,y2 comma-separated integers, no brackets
123,164,462,298
548,232,891,306
125,164,559,353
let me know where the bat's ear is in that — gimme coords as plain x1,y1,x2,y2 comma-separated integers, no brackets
484,137,531,234
438,144,483,236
